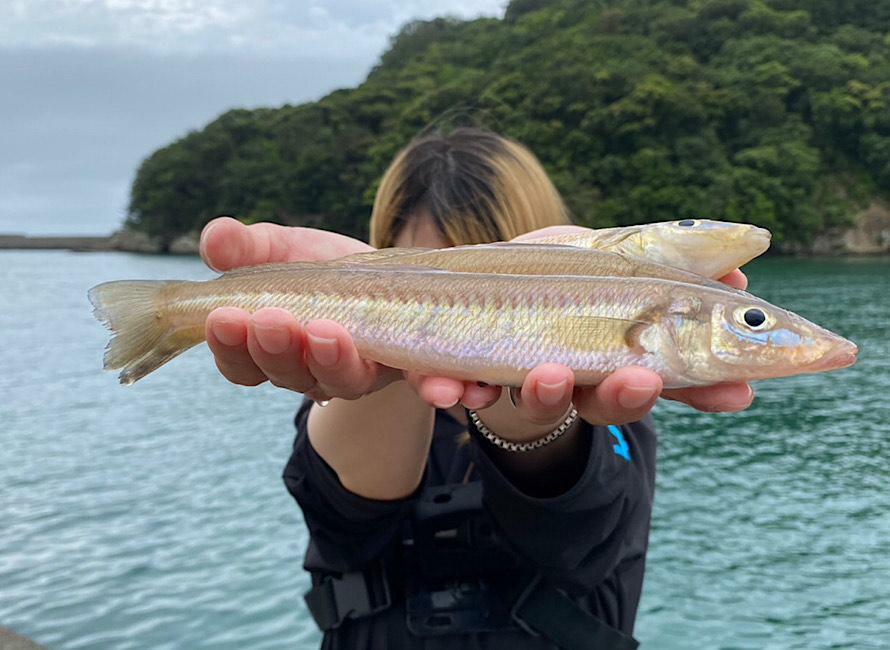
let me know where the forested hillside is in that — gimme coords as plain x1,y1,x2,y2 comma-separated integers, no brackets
126,0,890,246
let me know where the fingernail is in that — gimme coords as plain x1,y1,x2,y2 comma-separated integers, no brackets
536,379,567,406
213,321,245,347
617,385,657,410
717,385,755,412
434,392,460,409
477,381,490,388
462,394,487,410
254,324,290,355
199,220,219,264
307,333,339,367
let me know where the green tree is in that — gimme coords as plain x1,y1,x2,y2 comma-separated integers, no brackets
127,0,890,245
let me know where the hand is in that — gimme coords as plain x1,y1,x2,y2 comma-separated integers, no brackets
200,217,753,420
201,217,402,401
198,217,508,407
406,268,755,430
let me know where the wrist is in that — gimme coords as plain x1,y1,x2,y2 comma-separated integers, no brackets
474,415,590,498
472,394,576,443
469,404,579,453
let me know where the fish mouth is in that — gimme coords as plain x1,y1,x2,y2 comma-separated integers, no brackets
743,225,772,256
809,339,859,373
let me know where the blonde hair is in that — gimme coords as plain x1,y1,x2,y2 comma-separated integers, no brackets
369,128,570,248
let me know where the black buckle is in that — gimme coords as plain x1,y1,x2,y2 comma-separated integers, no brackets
304,562,391,631
406,579,516,635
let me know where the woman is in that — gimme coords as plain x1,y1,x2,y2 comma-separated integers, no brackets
199,128,752,648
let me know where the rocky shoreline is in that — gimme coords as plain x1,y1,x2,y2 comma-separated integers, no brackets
779,202,890,255
3,205,889,256
0,230,200,255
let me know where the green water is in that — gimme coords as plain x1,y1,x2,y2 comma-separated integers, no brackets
1,251,888,649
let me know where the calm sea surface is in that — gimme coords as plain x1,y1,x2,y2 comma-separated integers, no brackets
1,251,888,649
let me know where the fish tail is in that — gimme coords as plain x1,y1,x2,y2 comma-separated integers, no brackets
88,280,204,385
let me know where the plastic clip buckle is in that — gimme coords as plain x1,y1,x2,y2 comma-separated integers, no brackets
305,562,391,631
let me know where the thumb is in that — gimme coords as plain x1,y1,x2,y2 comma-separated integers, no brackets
200,216,374,271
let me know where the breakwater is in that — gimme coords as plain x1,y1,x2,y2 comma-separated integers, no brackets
0,231,199,254
0,234,114,251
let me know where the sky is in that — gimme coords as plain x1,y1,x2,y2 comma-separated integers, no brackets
0,0,506,236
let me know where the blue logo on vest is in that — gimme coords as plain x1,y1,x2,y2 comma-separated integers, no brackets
608,425,631,462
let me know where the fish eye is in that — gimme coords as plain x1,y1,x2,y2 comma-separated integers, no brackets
732,305,774,332
743,308,767,329
677,219,697,227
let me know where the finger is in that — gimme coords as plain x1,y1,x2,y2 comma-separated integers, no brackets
515,363,575,425
575,367,662,425
246,308,316,392
303,320,384,400
409,375,465,409
663,382,754,413
200,216,373,271
205,307,267,386
200,217,255,271
718,269,748,290
459,382,502,410
304,387,333,404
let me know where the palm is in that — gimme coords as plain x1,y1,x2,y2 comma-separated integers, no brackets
200,217,753,419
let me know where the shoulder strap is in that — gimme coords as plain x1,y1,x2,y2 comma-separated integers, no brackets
511,575,640,650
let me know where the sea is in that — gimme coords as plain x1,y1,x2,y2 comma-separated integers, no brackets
1,250,888,649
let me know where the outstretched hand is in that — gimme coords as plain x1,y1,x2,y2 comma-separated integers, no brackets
200,217,401,401
200,217,754,423
399,269,754,427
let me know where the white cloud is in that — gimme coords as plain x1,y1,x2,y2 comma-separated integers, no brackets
0,0,509,235
0,0,506,57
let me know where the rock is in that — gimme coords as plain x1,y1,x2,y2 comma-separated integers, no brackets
779,201,890,255
0,627,45,649
168,231,200,255
841,202,890,254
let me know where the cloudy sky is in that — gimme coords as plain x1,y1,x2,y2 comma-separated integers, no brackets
1,0,505,235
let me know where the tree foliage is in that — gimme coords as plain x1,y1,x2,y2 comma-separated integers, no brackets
127,0,890,245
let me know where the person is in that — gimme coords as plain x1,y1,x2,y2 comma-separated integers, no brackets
198,128,753,648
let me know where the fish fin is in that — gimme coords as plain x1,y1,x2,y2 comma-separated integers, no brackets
623,300,679,354
217,262,318,278
624,321,650,355
213,248,435,278
336,248,431,264
550,314,652,353
88,280,204,384
465,242,577,250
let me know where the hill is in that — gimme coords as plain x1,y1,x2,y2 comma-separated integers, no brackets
126,0,890,248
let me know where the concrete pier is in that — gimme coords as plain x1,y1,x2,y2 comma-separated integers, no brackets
0,234,113,251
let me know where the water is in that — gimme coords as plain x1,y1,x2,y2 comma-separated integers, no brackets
1,251,888,649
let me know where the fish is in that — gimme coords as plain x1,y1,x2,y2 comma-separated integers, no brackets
89,262,856,387
521,219,772,278
334,243,734,289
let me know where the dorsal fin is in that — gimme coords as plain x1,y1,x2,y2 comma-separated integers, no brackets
218,261,319,279
335,247,431,264
215,248,435,279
